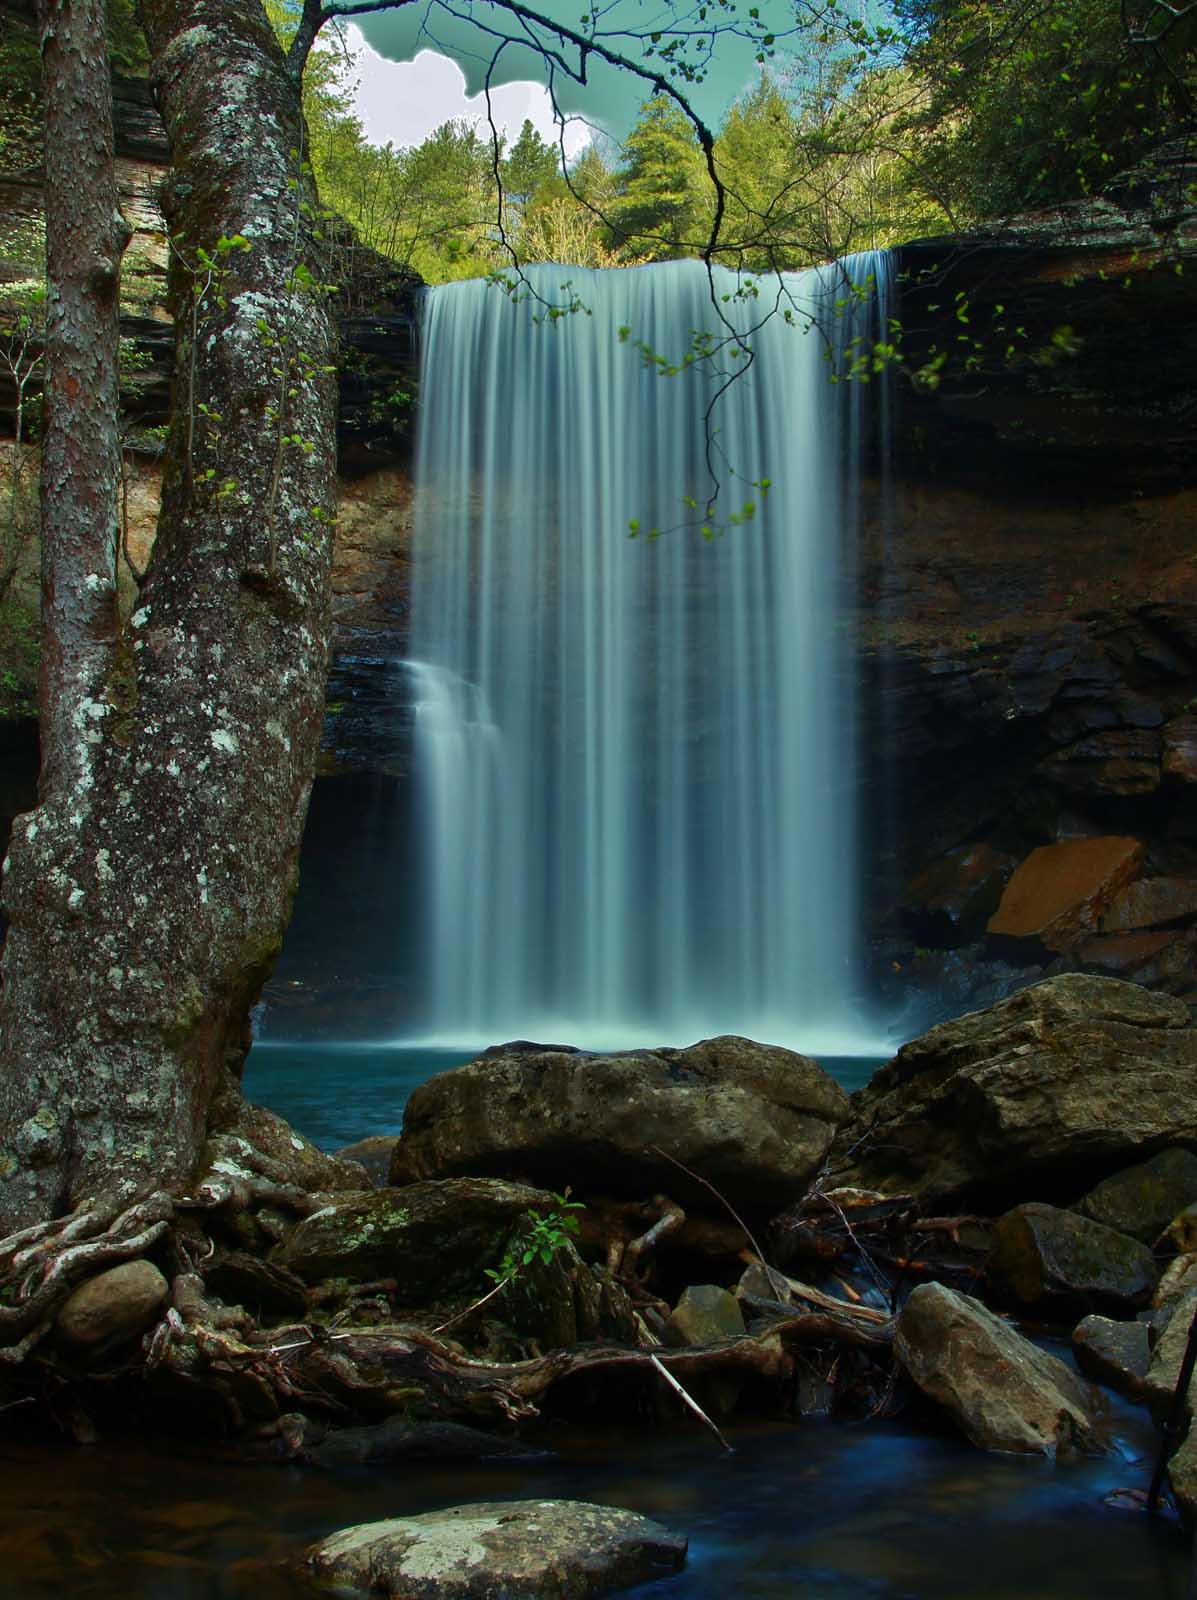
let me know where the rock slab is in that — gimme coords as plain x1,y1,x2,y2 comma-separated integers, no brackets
987,836,1144,952
301,1499,688,1599
895,1281,1105,1458
833,974,1197,1202
391,1035,848,1212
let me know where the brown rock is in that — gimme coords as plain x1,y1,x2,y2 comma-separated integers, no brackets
300,1500,688,1600
895,1282,1105,1458
987,836,1144,952
1038,730,1161,796
1100,877,1197,931
56,1260,168,1348
1079,1147,1197,1244
1144,1288,1197,1421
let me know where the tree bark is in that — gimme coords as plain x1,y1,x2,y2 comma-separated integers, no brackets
0,0,337,1231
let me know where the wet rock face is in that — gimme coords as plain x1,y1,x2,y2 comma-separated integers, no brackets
390,1035,849,1215
300,1500,688,1600
894,1282,1105,1458
833,974,1197,1204
989,1202,1157,1315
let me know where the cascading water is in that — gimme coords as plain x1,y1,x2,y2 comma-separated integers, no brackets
407,256,891,1052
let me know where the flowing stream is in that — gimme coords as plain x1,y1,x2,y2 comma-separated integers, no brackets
407,259,890,1054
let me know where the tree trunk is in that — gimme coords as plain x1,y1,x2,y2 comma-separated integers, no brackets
0,0,337,1232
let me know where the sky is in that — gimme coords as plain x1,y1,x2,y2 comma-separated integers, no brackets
342,1,814,154
345,27,594,159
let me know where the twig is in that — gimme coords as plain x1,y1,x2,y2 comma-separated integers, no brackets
433,1273,514,1335
648,1352,733,1452
647,1145,780,1292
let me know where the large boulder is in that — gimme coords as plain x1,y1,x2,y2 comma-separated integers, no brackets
300,1500,687,1600
832,975,1197,1203
894,1282,1105,1458
989,1203,1157,1314
390,1036,849,1214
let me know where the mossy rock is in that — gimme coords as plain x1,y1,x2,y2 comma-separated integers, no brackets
277,1178,558,1302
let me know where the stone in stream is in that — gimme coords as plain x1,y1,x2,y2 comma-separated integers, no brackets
989,1202,1157,1315
300,1500,687,1599
1071,1314,1152,1398
390,1034,848,1214
1077,1147,1197,1244
894,1282,1106,1458
831,974,1197,1204
55,1260,169,1349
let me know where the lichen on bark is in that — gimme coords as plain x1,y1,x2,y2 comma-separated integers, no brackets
0,0,338,1231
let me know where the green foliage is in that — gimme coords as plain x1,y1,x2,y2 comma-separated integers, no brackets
895,0,1197,220
485,1192,585,1285
502,118,560,208
608,97,712,259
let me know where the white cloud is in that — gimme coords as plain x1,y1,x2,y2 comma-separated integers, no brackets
345,28,592,162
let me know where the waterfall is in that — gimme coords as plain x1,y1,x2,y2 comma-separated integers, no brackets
407,257,890,1052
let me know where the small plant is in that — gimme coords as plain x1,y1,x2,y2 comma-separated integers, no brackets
486,1191,584,1284
433,1191,585,1336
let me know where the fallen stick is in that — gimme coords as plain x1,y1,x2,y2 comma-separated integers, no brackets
648,1353,734,1452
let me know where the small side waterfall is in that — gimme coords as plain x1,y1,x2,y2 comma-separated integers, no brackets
408,257,890,1051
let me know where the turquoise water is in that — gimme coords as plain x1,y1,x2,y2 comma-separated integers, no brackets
242,1043,471,1151
241,1045,890,1152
